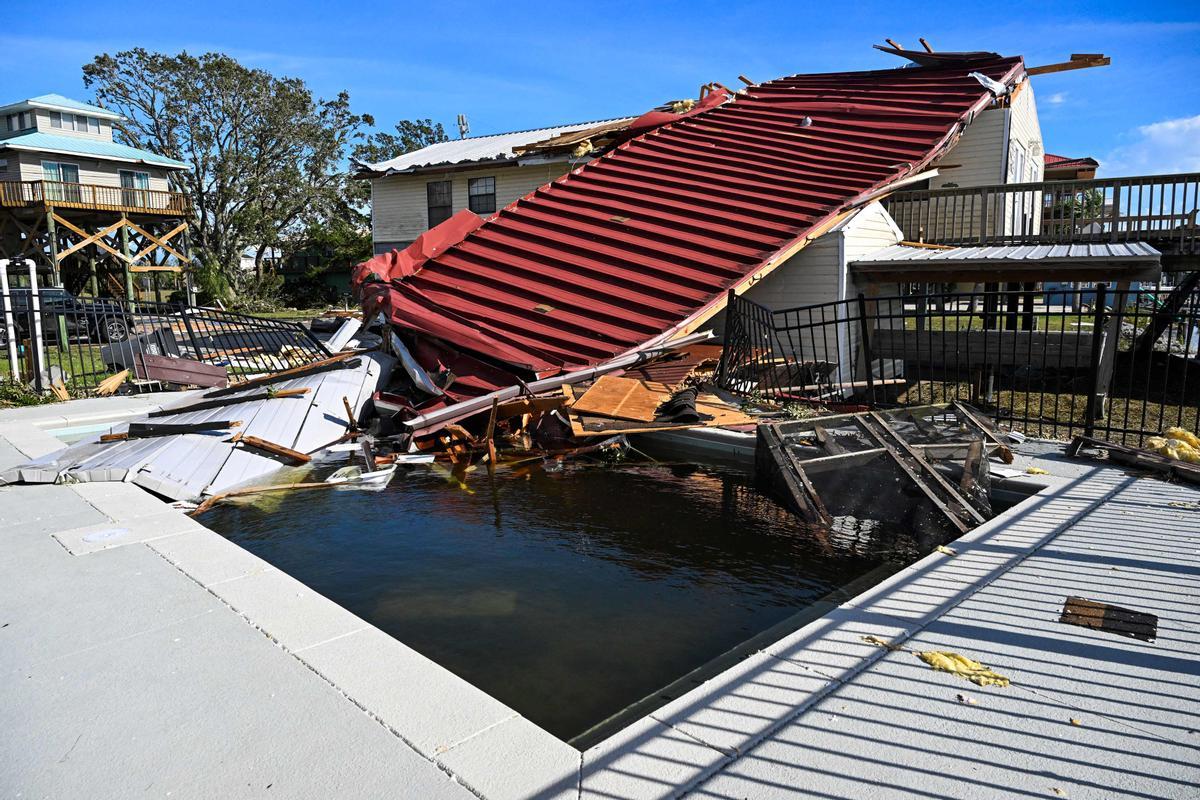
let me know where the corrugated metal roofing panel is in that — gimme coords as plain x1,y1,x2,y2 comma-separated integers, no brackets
361,118,634,174
0,131,188,169
357,56,1025,395
0,352,394,501
854,241,1161,265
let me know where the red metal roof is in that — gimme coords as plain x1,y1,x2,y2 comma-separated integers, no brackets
1045,153,1099,169
357,55,1024,397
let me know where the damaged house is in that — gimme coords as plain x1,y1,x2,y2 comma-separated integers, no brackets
353,47,1088,428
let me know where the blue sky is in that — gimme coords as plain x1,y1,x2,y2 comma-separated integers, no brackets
4,0,1198,175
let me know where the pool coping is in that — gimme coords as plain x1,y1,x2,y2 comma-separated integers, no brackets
0,394,1147,799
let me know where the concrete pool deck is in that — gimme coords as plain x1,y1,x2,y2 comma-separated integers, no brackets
1,396,1197,799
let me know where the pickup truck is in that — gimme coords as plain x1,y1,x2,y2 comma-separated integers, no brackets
0,287,133,347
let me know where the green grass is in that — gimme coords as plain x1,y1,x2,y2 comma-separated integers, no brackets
895,380,1198,442
0,343,117,397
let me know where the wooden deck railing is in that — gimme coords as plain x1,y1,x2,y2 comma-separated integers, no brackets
0,180,189,215
884,173,1200,256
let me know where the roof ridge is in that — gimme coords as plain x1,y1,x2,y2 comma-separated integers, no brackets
444,115,636,142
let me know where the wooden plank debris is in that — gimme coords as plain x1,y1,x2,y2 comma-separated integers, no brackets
571,375,671,422
755,422,831,524
206,349,367,397
1026,54,1110,76
858,412,984,532
236,435,312,465
95,369,129,397
134,352,228,388
1067,435,1200,485
100,420,241,442
148,387,310,418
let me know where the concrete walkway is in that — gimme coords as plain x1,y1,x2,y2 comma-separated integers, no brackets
2,395,1197,799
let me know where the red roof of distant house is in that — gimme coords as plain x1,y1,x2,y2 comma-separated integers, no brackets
355,55,1025,400
1045,153,1100,169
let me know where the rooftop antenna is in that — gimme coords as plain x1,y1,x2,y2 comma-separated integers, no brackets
456,114,470,139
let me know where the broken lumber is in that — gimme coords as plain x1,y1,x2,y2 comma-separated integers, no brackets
402,331,715,436
205,349,367,398
1026,54,1110,76
135,352,228,388
1068,435,1200,485
148,387,309,418
756,422,832,524
95,370,129,397
99,420,242,442
494,395,568,417
570,375,671,423
236,435,312,464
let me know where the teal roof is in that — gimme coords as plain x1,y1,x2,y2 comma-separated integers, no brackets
0,131,188,170
27,94,120,119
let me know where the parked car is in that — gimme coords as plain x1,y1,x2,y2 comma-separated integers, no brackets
0,287,133,347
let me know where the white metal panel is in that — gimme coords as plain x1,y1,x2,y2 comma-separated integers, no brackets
362,118,631,173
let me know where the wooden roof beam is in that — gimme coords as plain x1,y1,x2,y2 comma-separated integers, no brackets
1026,54,1110,76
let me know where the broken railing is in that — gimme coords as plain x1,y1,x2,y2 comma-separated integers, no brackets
717,284,1200,446
1,275,330,396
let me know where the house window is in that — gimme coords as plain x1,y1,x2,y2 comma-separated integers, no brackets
41,161,82,203
120,170,150,207
88,116,100,134
6,111,34,132
467,177,496,214
427,180,453,227
50,111,62,128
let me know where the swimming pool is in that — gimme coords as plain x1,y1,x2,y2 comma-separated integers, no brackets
204,458,957,745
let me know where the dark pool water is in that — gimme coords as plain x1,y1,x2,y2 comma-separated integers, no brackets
204,459,949,744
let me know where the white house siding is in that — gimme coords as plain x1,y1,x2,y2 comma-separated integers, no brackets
15,151,172,192
0,152,18,181
31,108,113,143
370,160,574,252
891,81,1045,244
1001,82,1045,237
733,202,903,386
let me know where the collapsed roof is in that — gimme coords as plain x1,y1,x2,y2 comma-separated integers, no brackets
354,54,1026,405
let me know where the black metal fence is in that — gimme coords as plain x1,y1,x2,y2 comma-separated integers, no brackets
1,289,330,395
717,284,1200,446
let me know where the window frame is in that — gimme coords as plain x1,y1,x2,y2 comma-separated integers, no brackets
467,176,497,215
426,179,453,228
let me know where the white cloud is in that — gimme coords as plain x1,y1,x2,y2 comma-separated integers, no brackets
1102,114,1200,176
1045,92,1068,106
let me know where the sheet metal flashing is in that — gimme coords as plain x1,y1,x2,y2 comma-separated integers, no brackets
355,56,1025,392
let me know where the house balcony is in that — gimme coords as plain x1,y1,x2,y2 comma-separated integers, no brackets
0,180,190,217
883,173,1200,272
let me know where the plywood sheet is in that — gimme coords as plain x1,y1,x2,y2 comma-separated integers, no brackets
569,375,673,422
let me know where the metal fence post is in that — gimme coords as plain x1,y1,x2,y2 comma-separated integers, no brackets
0,259,20,382
25,258,46,394
1083,283,1108,437
856,292,876,402
715,289,738,389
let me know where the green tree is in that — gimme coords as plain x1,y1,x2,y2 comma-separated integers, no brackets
83,49,371,289
352,119,449,167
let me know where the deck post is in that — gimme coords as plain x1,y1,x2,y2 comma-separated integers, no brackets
44,210,60,286
88,251,98,297
119,215,135,304
1083,284,1109,437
